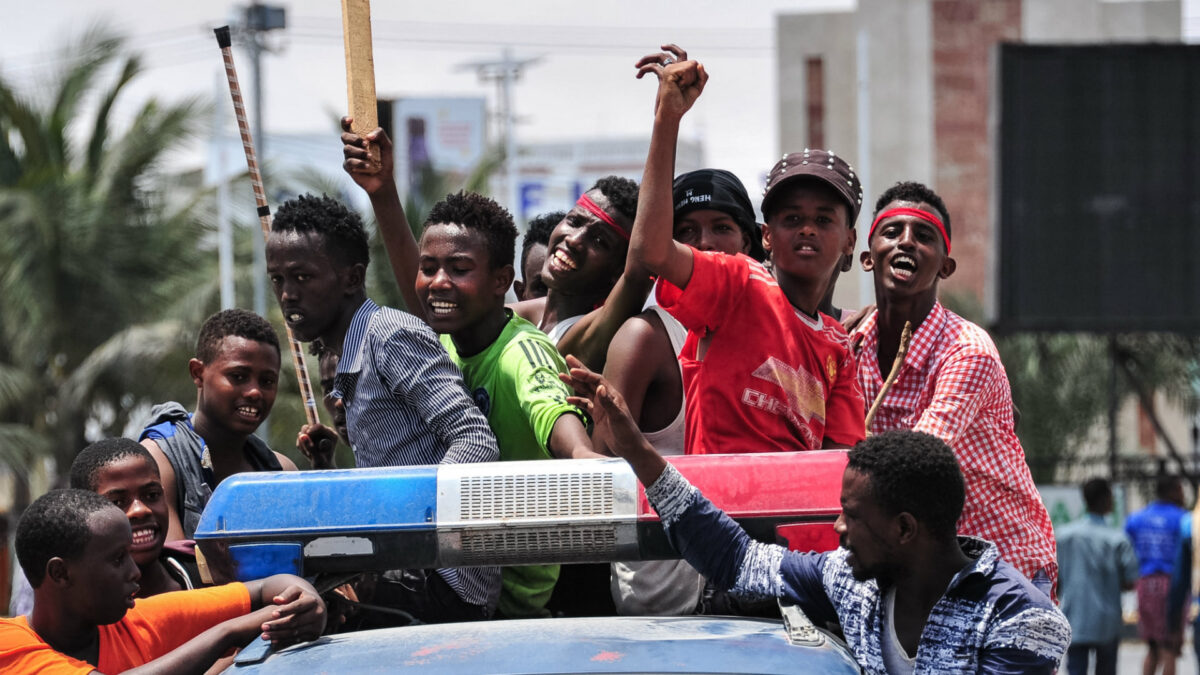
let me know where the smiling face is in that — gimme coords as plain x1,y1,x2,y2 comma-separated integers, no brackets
861,199,954,302
69,507,142,625
674,208,750,255
541,189,630,295
92,456,167,570
834,468,901,584
191,335,280,437
266,230,362,344
761,181,855,287
416,222,512,339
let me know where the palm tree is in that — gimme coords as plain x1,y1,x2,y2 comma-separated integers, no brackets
0,27,211,502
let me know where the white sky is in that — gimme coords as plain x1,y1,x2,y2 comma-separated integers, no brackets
1,0,1196,196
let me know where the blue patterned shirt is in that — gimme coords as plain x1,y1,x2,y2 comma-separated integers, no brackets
333,299,500,609
1125,500,1188,577
646,464,1071,674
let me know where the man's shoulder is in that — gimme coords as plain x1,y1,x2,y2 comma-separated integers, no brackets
369,305,434,337
937,307,1000,358
139,401,191,440
497,316,565,365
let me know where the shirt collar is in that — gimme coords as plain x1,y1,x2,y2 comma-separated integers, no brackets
948,535,1001,589
336,298,380,376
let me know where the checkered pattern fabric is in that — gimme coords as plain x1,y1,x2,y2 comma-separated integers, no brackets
854,302,1057,585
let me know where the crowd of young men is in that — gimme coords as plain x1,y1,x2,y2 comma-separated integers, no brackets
1,46,1073,673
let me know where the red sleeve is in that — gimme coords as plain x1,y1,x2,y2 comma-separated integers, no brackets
823,341,867,447
656,251,751,334
99,583,252,670
0,617,95,675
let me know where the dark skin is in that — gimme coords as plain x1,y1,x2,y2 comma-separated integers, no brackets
28,506,325,674
563,357,971,659
860,200,955,377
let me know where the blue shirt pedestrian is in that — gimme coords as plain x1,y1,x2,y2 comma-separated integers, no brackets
1126,501,1188,577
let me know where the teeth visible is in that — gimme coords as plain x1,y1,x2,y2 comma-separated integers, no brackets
237,406,259,417
430,301,457,315
553,249,578,270
288,313,302,322
131,527,156,546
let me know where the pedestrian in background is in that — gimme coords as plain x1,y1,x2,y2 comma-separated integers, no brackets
1127,475,1189,675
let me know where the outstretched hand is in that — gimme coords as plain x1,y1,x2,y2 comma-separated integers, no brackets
561,355,668,486
340,116,394,194
258,583,327,648
297,423,338,469
634,44,708,120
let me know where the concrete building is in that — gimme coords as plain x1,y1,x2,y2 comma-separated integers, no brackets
776,0,1181,310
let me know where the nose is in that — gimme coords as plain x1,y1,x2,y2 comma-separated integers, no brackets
696,228,717,252
277,277,299,304
834,513,847,534
127,554,142,583
563,226,587,250
126,498,151,521
896,224,917,249
429,266,453,290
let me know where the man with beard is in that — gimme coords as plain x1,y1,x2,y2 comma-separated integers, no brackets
563,358,1070,674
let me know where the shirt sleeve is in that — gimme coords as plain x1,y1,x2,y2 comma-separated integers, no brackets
111,583,252,664
507,336,584,452
978,603,1072,674
655,250,749,335
911,350,1003,448
0,619,95,675
823,343,867,446
646,464,837,625
379,323,499,465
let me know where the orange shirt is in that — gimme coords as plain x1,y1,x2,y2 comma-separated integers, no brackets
0,583,250,673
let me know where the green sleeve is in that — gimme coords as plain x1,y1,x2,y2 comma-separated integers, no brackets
504,335,585,453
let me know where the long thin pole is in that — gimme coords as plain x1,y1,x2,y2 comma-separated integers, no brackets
214,25,319,427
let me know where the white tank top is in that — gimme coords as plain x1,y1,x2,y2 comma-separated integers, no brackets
545,313,585,345
641,306,687,457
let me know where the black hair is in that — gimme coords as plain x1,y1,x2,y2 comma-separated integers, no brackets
426,191,518,269
846,430,965,540
272,193,370,270
195,308,280,363
69,438,158,492
1082,478,1113,513
872,181,953,243
1156,474,1183,501
522,211,564,270
17,489,118,588
590,175,639,223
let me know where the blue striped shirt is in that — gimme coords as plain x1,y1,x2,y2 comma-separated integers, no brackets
333,299,500,609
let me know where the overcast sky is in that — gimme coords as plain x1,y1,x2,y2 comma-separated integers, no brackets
2,0,1197,198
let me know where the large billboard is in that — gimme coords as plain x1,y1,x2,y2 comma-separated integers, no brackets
390,97,488,195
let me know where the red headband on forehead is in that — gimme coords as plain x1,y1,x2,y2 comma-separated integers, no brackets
576,194,630,241
868,207,951,254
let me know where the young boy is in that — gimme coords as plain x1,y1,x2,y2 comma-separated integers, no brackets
1,489,325,673
70,438,203,597
853,181,1057,594
414,190,602,617
628,49,865,454
265,192,501,621
140,308,296,542
512,210,562,301
341,120,647,372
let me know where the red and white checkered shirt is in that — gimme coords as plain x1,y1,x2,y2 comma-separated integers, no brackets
854,302,1057,585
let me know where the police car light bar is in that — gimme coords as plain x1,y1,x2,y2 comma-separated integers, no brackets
194,451,847,582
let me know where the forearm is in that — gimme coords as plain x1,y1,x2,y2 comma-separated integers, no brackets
369,183,425,320
547,414,607,459
629,113,689,283
122,615,261,675
557,273,655,372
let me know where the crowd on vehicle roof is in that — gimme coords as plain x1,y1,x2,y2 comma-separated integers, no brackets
11,44,1164,675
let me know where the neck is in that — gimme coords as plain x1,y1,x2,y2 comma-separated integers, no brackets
137,558,179,597
29,596,99,662
773,269,824,317
452,307,509,358
874,285,938,337
541,287,603,329
190,409,245,457
892,537,972,612
323,292,368,358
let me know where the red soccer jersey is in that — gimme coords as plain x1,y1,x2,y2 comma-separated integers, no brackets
657,251,866,454
854,302,1058,585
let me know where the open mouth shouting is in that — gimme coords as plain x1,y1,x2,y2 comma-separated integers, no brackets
890,254,917,282
548,247,580,274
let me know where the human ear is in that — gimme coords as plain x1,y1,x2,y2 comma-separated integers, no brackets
761,223,773,253
513,279,526,299
495,265,515,299
343,263,367,295
860,250,874,272
188,359,206,388
842,227,856,257
46,557,70,586
939,257,957,280
895,512,918,545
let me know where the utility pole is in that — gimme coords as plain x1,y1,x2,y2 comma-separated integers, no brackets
458,50,541,227
235,2,286,318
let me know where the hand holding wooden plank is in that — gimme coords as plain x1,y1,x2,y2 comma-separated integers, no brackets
342,0,381,171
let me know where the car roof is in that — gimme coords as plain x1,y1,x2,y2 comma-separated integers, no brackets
231,615,861,674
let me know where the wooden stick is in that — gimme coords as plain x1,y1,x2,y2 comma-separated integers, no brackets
341,0,381,168
864,321,913,434
213,26,320,428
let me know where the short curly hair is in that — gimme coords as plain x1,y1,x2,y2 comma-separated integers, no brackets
17,489,119,588
272,193,370,270
591,175,639,223
846,430,964,540
522,210,563,270
872,181,952,245
195,308,280,364
70,438,158,492
425,191,518,269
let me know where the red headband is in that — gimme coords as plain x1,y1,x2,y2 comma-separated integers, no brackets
576,194,630,241
868,207,950,254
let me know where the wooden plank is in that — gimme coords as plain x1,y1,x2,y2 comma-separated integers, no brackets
342,0,380,166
